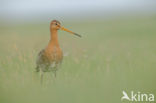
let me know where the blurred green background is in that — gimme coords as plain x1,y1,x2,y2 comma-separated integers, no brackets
0,0,156,103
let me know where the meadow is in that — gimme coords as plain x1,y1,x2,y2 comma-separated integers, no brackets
0,16,156,103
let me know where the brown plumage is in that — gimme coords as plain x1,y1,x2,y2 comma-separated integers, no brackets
36,20,81,83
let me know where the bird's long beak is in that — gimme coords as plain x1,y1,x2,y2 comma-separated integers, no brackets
60,27,81,37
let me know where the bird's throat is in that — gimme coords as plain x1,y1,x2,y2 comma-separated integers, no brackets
48,30,59,48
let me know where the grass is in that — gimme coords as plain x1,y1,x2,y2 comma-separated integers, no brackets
0,16,156,103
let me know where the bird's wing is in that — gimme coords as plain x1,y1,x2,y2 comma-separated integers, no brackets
36,49,45,68
35,66,39,72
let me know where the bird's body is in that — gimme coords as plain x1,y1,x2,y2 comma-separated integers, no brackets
35,20,81,82
36,46,63,72
36,30,63,73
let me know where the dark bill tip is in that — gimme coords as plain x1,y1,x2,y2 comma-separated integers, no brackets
74,33,82,38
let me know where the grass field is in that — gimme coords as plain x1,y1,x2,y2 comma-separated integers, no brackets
0,16,156,103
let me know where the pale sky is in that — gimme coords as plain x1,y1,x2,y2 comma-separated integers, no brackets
0,0,156,21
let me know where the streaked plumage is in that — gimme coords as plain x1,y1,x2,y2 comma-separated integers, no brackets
36,48,63,72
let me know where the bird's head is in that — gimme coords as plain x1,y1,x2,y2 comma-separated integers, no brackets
50,20,61,30
50,20,81,37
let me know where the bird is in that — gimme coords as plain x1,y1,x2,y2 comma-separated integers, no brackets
35,20,81,83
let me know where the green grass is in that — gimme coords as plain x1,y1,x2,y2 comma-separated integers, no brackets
0,16,156,103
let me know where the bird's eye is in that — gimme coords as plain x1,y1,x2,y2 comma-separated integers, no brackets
55,23,57,25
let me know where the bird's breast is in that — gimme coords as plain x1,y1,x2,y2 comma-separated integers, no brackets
45,46,63,63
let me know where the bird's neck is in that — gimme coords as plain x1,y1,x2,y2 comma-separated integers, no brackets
48,29,60,48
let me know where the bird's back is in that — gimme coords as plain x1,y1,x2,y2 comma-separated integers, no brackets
36,47,63,72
